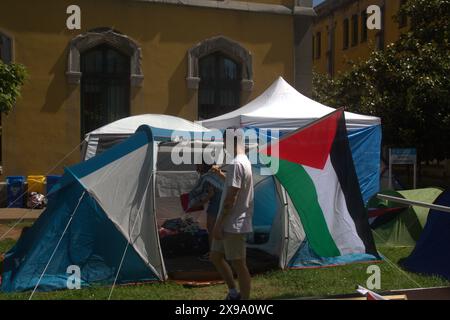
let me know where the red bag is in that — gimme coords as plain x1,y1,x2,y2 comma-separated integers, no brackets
158,227,179,238
180,193,204,213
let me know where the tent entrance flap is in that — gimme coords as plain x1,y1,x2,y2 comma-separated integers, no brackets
153,143,280,281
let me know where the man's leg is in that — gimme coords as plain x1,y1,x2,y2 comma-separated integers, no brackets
231,259,251,300
206,215,216,248
210,251,236,291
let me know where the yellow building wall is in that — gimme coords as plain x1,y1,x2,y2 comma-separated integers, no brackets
246,0,294,7
0,0,294,177
313,0,408,77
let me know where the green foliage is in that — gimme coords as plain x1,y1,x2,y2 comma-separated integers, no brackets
0,238,15,254
313,0,450,161
0,61,27,115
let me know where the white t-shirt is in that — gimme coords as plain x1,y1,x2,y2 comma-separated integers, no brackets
219,154,254,234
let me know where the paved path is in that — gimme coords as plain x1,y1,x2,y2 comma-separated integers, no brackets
0,209,42,241
0,208,43,221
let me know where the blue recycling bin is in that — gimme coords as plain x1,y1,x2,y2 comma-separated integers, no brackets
6,176,26,208
46,175,62,204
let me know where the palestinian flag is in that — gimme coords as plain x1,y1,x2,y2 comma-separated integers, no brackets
260,109,378,258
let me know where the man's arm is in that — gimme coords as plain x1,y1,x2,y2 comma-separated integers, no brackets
213,186,239,239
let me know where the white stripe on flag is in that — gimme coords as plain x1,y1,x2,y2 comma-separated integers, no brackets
303,156,366,255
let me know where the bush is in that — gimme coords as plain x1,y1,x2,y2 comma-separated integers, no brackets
0,61,27,115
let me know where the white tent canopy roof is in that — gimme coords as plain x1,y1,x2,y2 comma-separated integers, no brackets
85,114,210,138
199,77,381,130
82,114,212,160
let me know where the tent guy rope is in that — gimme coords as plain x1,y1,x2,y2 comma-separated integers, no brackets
0,187,61,241
0,141,84,241
4,140,84,209
28,191,86,300
371,228,423,289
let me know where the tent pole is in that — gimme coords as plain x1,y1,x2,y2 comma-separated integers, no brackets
377,194,450,213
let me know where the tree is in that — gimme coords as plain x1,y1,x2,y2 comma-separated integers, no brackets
313,0,450,161
0,60,27,115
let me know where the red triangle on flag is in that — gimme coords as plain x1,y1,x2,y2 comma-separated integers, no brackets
260,109,343,170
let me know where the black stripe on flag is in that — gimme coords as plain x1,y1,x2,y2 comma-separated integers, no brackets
330,114,379,257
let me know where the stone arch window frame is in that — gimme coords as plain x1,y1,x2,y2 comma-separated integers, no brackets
187,36,254,92
0,29,14,63
66,29,143,87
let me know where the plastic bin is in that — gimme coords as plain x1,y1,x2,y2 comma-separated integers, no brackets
46,175,62,204
6,176,26,208
27,175,46,194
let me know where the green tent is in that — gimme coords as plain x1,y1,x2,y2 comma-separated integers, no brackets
368,188,443,246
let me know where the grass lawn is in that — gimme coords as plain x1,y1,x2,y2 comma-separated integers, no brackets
0,238,448,300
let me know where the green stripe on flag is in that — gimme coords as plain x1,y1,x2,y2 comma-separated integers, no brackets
269,156,340,257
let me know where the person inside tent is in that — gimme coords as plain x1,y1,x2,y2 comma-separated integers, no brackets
210,128,254,300
186,161,225,261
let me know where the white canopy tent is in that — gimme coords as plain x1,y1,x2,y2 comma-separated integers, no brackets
199,77,381,130
82,114,211,160
199,77,382,204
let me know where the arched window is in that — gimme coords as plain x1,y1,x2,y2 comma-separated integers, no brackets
80,45,130,136
0,32,12,63
187,36,253,119
66,29,143,86
198,52,242,120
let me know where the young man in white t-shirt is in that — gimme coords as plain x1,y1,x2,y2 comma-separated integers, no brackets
210,129,254,300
